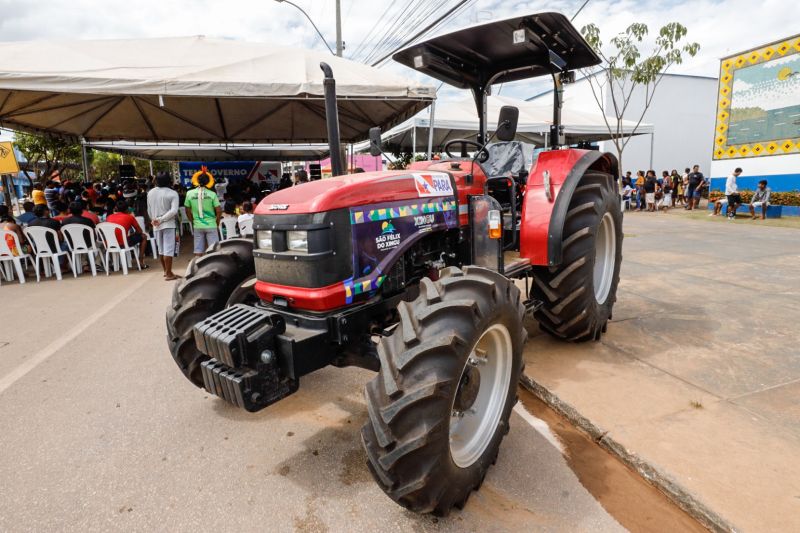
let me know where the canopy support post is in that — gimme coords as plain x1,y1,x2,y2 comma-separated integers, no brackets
149,160,154,176
649,131,654,170
427,100,436,160
412,126,416,156
80,142,91,182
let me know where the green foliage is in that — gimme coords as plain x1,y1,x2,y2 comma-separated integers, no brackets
91,150,122,179
13,132,83,183
580,22,700,175
387,151,428,170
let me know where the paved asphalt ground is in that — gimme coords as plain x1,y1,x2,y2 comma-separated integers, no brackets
0,253,632,531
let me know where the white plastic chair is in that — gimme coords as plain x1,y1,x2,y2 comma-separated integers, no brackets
23,226,72,282
179,207,193,235
0,229,34,284
62,224,103,277
218,217,239,241
135,216,158,259
238,217,254,237
96,222,141,275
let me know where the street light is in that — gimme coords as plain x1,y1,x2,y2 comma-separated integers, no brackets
274,0,337,56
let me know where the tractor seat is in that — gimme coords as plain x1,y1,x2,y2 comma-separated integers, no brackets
482,141,527,211
480,141,526,180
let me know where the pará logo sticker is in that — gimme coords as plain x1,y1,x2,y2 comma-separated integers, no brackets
413,173,453,197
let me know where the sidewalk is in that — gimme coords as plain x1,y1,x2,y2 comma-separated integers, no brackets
521,211,800,532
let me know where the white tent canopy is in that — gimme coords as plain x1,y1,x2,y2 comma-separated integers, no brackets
86,142,329,162
367,95,653,152
0,36,435,143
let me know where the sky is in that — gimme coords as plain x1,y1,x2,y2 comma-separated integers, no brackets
0,0,798,141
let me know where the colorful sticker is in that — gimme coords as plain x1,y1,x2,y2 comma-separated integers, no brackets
413,172,454,197
345,197,458,304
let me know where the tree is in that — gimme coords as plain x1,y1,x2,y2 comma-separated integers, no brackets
580,22,700,176
13,132,83,184
91,150,122,180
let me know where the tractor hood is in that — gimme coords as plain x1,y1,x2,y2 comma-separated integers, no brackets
255,170,455,215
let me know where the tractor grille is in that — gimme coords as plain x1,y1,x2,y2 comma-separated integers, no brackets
252,208,353,288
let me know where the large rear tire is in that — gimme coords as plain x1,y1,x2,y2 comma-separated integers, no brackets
531,171,622,341
166,238,256,387
361,266,526,515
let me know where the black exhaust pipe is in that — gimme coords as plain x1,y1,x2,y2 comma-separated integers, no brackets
320,62,344,177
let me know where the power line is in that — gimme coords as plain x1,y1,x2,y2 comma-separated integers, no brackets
571,0,591,21
370,0,474,67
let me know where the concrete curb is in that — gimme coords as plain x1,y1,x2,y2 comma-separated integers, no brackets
519,374,738,533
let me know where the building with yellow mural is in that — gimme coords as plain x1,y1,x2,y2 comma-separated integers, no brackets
710,33,800,214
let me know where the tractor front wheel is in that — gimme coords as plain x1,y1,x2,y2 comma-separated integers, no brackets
531,171,623,341
362,266,526,515
166,238,257,387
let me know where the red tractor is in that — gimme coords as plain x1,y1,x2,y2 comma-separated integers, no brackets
167,12,621,515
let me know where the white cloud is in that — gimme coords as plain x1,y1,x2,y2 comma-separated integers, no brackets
0,0,797,103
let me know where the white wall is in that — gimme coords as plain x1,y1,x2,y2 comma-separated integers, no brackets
529,73,718,175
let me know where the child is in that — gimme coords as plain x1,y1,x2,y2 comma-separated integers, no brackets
237,201,255,236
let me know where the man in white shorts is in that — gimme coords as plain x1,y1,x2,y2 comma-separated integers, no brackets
147,173,181,280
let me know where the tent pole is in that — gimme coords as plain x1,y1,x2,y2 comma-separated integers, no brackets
412,126,416,157
649,132,654,170
80,142,91,182
427,100,436,160
149,160,154,176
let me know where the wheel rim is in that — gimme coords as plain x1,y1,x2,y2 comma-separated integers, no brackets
593,212,616,304
449,323,513,468
225,276,259,307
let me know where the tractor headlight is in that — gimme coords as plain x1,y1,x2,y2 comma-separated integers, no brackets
256,230,273,251
287,230,308,252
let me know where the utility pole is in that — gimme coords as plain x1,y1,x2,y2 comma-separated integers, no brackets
335,0,343,57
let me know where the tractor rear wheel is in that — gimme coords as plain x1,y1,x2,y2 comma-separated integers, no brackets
166,238,257,387
531,171,622,341
362,266,526,515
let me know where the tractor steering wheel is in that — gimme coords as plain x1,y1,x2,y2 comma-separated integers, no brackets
444,139,489,163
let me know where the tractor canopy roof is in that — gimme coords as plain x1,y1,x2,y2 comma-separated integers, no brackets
393,12,600,90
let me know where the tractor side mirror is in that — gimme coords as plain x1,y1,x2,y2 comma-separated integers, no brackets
368,127,383,157
495,106,519,142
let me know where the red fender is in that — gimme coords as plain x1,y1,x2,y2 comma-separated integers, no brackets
520,149,618,266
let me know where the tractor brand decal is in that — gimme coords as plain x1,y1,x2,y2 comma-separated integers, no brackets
413,172,454,197
345,197,458,304
268,204,290,210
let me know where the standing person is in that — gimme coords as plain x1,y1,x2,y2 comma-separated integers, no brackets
237,201,255,235
184,174,221,257
671,170,681,206
686,165,705,210
661,171,673,210
635,171,646,211
725,168,743,220
147,172,181,280
278,173,292,190
44,180,60,211
749,180,771,220
644,171,658,212
106,200,148,268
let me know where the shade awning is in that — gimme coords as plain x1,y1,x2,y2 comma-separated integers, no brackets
393,12,600,89
0,36,435,143
360,95,653,152
86,142,329,162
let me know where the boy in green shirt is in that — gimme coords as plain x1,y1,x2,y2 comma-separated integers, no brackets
184,174,221,256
